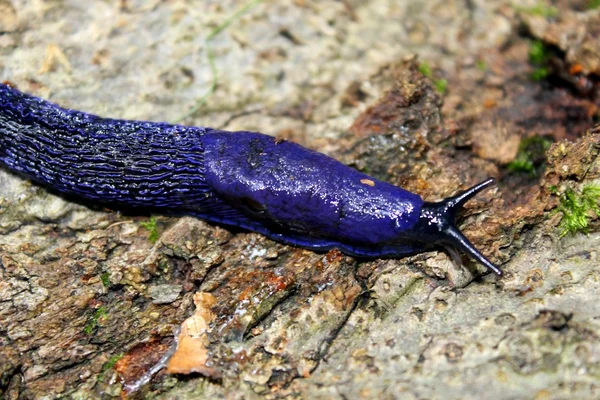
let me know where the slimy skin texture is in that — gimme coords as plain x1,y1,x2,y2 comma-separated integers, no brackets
0,83,502,275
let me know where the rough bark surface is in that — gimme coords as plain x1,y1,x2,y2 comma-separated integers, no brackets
1,1,599,399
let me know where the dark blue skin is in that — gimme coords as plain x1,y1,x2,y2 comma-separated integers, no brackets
0,83,502,275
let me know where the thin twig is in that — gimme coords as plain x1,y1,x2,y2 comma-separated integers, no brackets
174,0,265,123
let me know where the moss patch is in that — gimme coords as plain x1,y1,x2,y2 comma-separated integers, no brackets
140,216,160,243
507,136,552,175
552,184,600,237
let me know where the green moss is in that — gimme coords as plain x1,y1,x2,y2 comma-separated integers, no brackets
515,3,559,17
531,67,549,81
588,0,600,9
84,306,108,335
434,79,448,95
508,153,535,174
507,136,552,175
140,216,160,243
159,258,170,274
418,62,432,78
418,63,448,94
554,184,600,237
528,40,552,81
99,353,123,382
104,353,123,370
529,41,550,64
100,272,110,287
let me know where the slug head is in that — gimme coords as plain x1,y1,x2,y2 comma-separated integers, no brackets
412,178,502,276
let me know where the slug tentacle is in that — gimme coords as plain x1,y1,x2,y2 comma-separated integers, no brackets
414,179,501,275
444,225,501,275
445,178,496,213
0,83,503,276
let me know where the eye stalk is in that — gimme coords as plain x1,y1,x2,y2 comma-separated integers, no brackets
414,178,502,276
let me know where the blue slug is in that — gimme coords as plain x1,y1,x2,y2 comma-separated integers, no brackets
0,83,501,275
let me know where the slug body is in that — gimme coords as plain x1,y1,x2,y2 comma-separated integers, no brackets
0,83,501,275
